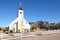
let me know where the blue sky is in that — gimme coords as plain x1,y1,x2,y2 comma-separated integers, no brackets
0,0,60,26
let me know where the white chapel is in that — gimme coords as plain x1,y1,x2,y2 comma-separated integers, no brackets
8,3,31,32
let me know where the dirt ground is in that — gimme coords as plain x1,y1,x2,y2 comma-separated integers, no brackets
20,33,60,40
0,30,60,40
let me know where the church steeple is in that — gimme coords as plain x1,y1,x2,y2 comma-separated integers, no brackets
19,7,23,10
18,2,24,17
19,2,23,10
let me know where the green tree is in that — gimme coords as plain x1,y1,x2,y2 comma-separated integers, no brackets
0,27,2,31
30,23,38,31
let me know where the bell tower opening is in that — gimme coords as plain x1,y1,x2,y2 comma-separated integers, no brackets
20,12,22,14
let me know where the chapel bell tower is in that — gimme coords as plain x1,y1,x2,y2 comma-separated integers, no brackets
18,7,24,18
18,2,24,18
